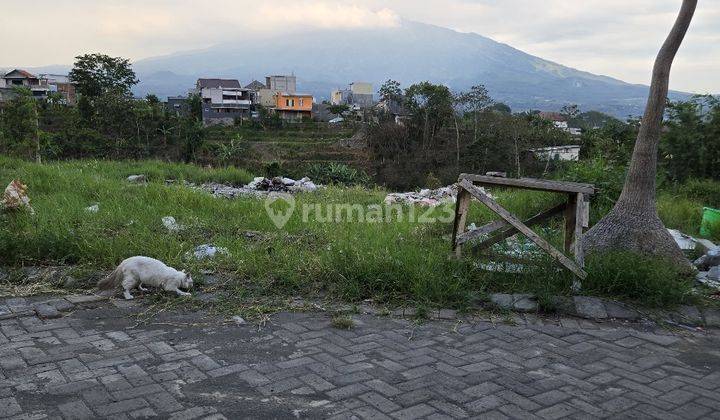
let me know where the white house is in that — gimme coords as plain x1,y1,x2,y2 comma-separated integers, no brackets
529,145,581,161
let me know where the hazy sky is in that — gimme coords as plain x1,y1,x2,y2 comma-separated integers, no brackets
1,1,717,93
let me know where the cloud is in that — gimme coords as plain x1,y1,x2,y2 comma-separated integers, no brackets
0,0,716,92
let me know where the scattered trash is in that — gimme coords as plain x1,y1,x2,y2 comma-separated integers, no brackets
1,180,34,214
191,176,321,199
384,185,470,207
668,228,717,256
126,175,147,183
697,270,720,290
162,216,183,232
701,207,720,237
248,176,319,193
231,315,246,325
190,244,230,260
486,172,507,178
85,204,99,213
694,246,720,271
668,229,697,251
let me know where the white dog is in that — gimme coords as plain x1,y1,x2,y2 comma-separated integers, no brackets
97,256,193,300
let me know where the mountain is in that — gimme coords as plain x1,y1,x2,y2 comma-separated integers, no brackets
22,20,693,118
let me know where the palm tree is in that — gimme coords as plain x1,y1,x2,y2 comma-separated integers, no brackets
582,0,698,265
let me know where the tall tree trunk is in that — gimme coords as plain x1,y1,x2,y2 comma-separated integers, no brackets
582,0,697,265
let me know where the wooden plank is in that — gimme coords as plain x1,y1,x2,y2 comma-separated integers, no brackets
451,187,471,258
459,179,587,280
459,174,596,195
564,193,577,253
581,196,590,228
456,220,507,246
470,202,568,250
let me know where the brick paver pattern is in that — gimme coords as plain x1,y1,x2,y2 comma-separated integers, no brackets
1,304,719,419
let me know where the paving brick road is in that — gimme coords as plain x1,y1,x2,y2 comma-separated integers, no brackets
1,298,720,419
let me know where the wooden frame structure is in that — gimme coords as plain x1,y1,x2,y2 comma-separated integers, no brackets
451,174,596,288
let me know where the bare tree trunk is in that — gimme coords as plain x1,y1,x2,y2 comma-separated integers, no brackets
582,0,697,265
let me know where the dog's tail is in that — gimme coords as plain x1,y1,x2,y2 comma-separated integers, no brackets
97,266,121,292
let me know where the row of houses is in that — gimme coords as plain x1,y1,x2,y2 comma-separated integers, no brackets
168,75,315,126
0,69,76,104
171,76,378,126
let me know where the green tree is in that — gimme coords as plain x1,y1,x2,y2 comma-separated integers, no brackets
186,93,202,122
404,82,454,149
327,104,350,118
661,95,720,180
561,104,580,119
0,87,41,162
457,85,494,144
379,79,402,102
69,53,139,97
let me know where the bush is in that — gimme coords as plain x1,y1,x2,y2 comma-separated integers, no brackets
680,179,720,208
305,163,370,186
583,252,694,307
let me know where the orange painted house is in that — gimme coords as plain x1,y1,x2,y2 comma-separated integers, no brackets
274,93,313,121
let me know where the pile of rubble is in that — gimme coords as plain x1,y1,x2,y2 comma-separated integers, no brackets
384,185,459,207
669,228,720,293
190,176,321,199
694,246,720,292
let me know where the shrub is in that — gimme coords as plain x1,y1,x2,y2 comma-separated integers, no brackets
305,163,370,186
680,179,720,208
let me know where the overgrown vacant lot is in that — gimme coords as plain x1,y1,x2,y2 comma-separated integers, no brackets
0,157,711,310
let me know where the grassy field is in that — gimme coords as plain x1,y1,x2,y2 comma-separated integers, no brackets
0,157,710,310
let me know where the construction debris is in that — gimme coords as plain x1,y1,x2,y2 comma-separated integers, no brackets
694,246,720,271
162,216,184,232
126,175,147,183
668,229,698,251
1,180,34,214
190,244,230,260
192,176,321,199
384,185,461,207
85,204,99,213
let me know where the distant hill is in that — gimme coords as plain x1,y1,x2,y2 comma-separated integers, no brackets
131,20,690,118
5,20,692,118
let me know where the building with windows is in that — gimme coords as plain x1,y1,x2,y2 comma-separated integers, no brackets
1,69,49,101
265,75,296,94
331,82,374,108
195,78,252,125
275,93,313,121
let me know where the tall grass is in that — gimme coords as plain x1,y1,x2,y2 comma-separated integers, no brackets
0,157,707,308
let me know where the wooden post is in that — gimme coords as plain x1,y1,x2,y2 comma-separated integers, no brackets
564,193,577,253
451,188,471,258
573,192,585,267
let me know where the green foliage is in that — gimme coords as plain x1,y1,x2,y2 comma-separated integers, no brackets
69,53,139,97
327,104,350,117
557,158,626,219
579,118,637,164
305,163,370,186
680,179,720,207
425,172,442,189
378,79,402,102
0,87,38,158
583,252,694,307
661,95,720,181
